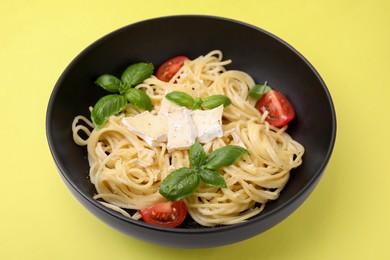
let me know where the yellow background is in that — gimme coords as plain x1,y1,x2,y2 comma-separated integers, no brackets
1,0,389,259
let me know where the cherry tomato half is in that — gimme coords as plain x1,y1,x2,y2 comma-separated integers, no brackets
139,200,187,228
156,56,188,82
257,90,296,127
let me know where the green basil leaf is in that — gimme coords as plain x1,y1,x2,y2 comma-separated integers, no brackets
201,94,231,109
121,62,154,87
95,74,122,93
123,88,152,111
165,91,194,108
192,97,203,110
189,142,206,168
119,82,131,95
248,83,271,100
91,94,128,129
159,167,200,201
204,145,248,170
198,169,227,188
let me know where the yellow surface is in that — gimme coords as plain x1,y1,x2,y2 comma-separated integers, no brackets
1,0,389,259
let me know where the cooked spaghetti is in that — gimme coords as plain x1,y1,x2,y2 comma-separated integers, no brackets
72,50,304,226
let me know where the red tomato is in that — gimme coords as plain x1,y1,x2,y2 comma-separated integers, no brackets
139,200,187,228
156,56,188,82
257,90,296,127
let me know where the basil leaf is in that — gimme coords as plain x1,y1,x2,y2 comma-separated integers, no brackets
119,82,131,95
165,91,194,108
204,145,248,170
95,74,122,93
198,169,227,188
201,94,231,109
159,168,200,201
123,88,152,111
248,83,271,100
192,97,203,110
121,62,154,87
91,94,128,129
189,142,206,168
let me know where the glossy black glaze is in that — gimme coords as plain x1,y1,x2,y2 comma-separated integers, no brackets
46,15,336,248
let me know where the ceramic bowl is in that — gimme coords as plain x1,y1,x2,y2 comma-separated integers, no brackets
46,15,336,248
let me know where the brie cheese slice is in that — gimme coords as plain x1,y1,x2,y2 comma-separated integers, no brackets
167,107,197,152
158,94,182,118
191,105,224,143
122,111,168,146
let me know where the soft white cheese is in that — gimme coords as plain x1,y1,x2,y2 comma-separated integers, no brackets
122,93,226,152
122,111,168,147
167,107,197,152
191,105,224,143
158,94,182,119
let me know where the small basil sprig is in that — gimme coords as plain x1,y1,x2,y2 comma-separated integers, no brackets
95,74,122,93
203,145,249,170
201,95,231,109
123,88,152,111
248,82,271,100
164,91,194,108
92,62,154,129
165,91,231,110
91,94,128,128
120,62,154,94
159,142,248,201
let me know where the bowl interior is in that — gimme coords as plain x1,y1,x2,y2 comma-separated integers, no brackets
47,15,336,231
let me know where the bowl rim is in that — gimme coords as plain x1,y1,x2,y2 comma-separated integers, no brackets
46,14,337,234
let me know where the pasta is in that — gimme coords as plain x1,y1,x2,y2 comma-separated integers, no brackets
72,50,304,227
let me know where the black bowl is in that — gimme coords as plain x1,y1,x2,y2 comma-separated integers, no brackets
46,15,336,248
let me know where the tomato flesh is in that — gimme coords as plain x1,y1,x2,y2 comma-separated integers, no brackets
156,56,188,82
139,200,187,228
257,90,295,127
